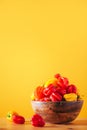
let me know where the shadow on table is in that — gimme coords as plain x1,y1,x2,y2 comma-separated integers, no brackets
65,119,87,125
44,119,87,128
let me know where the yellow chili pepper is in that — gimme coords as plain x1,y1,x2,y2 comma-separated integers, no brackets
44,78,58,87
64,93,77,101
6,111,18,121
31,93,35,100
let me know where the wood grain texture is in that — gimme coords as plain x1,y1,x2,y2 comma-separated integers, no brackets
0,118,87,130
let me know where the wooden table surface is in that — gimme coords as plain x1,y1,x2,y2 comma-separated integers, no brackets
0,118,87,130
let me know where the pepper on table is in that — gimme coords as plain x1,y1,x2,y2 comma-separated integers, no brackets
6,111,25,124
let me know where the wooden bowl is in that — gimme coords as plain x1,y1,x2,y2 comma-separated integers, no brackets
31,100,83,124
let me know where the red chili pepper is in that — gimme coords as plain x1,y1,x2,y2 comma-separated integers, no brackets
34,86,45,100
54,73,61,79
57,88,66,96
31,114,45,127
43,84,57,96
40,97,51,102
12,115,25,124
57,77,69,89
50,92,62,101
67,84,77,93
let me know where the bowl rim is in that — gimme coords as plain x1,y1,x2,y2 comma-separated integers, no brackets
31,100,84,103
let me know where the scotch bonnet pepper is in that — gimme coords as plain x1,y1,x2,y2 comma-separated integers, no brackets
31,73,81,102
64,93,77,101
6,111,18,121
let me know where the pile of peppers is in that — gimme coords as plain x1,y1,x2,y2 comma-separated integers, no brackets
31,73,81,102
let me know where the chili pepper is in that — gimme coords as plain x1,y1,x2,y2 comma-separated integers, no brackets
54,73,61,79
34,86,45,100
31,93,35,100
57,88,66,96
40,97,51,102
43,84,57,96
67,84,77,94
6,111,18,121
64,93,77,101
12,115,25,124
57,76,69,89
44,78,58,87
31,114,45,127
50,92,62,101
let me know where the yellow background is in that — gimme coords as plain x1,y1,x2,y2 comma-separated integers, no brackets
0,0,87,118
